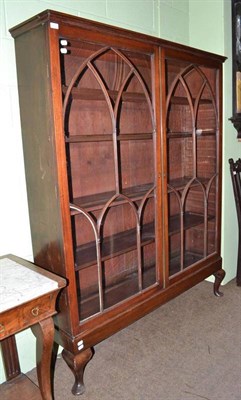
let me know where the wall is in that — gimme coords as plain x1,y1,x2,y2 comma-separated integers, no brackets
0,0,233,382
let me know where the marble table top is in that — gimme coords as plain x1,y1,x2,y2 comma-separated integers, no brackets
0,257,58,313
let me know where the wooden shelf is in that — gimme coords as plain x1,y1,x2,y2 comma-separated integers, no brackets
65,132,153,142
169,212,213,236
78,263,157,321
196,129,216,136
74,221,155,270
169,96,213,105
71,183,154,212
168,177,211,191
167,129,216,138
167,131,192,138
62,86,148,103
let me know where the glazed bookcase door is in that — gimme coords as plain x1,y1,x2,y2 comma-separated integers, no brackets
60,38,158,321
165,57,220,278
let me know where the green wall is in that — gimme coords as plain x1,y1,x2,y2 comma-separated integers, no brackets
0,0,237,382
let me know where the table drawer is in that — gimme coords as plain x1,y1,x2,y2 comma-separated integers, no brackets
0,292,57,339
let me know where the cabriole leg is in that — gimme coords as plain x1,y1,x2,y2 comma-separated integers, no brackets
31,317,55,400
213,268,225,297
50,340,59,395
62,347,93,395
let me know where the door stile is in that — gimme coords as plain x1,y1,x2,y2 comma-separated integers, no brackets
158,47,169,289
216,65,223,256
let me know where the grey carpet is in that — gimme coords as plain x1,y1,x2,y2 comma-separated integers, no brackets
28,279,241,399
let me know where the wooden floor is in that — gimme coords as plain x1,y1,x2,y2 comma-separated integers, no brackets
0,374,42,400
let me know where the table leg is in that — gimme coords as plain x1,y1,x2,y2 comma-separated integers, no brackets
31,317,54,400
1,335,21,380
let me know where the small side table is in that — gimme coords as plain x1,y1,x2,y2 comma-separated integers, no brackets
0,254,66,400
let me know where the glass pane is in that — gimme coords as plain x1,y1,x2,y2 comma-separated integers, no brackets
166,59,219,277
168,191,181,276
207,179,217,256
184,185,205,264
168,137,193,184
141,196,156,287
61,38,158,321
62,43,114,138
68,142,116,200
120,140,154,190
101,200,138,308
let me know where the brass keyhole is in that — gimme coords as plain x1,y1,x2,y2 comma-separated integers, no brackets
31,307,39,317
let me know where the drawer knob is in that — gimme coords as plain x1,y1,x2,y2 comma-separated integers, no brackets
0,323,5,333
31,307,40,317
